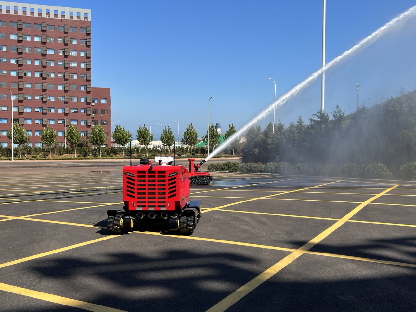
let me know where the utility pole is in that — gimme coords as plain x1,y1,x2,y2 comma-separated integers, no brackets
355,83,360,110
321,0,326,112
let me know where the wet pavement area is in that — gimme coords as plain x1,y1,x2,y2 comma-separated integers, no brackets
0,161,415,311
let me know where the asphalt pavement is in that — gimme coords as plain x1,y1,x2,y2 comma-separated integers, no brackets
0,160,414,311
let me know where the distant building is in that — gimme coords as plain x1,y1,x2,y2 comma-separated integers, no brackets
215,122,221,134
0,1,111,148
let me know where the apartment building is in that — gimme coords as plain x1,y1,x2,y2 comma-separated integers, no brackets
0,1,111,148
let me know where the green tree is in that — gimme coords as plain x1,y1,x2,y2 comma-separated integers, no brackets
113,125,132,157
181,123,198,153
136,124,153,157
66,124,82,158
161,126,175,152
6,122,31,158
89,125,107,157
41,126,58,157
203,124,221,153
223,124,237,155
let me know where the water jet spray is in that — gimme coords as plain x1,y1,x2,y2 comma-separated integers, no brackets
204,6,416,163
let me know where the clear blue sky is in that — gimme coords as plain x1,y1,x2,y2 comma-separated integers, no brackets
21,0,416,139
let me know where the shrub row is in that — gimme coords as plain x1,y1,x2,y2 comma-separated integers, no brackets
208,161,416,180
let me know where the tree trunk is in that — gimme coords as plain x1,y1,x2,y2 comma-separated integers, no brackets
75,147,77,158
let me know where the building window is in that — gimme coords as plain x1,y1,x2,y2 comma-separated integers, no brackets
24,71,31,77
0,45,7,51
47,25,54,31
0,58,6,63
0,21,6,27
10,21,18,27
0,105,7,110
80,27,86,33
34,23,41,29
58,119,64,124
57,84,64,90
35,130,42,136
0,82,6,87
34,35,41,41
48,72,55,78
23,34,31,41
34,83,42,88
10,33,18,40
23,59,31,64
48,119,55,124
92,109,98,114
80,108,86,113
1,130,7,135
81,120,87,125
70,27,77,32
47,60,55,66
23,22,31,29
80,97,87,102
10,82,17,88
80,62,86,68
81,74,87,80
57,72,64,78
34,47,42,54
57,37,64,43
70,84,77,90
70,97,77,102
47,96,55,101
34,59,41,65
70,73,77,79
70,50,77,56
47,37,54,43
47,48,54,54
10,70,17,76
26,130,32,136
70,38,77,44
0,118,8,123
58,108,64,113
47,84,55,90
71,108,78,113
81,131,87,136
70,61,77,67
58,131,64,136
70,120,78,125
92,120,98,126
24,107,32,112
35,142,42,148
0,70,7,75
80,39,87,45
58,25,64,32
24,95,32,100
35,107,42,112
34,95,42,101
24,83,31,88
58,61,64,67
23,47,31,53
0,142,8,147
101,109,108,114
80,85,86,91
57,96,65,101
57,49,64,55
24,118,32,124
48,107,55,113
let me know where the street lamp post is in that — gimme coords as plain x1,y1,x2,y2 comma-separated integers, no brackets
157,123,163,138
207,96,212,156
268,78,276,133
64,118,66,149
174,121,179,146
9,89,13,161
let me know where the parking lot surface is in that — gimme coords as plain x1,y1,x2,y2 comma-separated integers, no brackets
0,161,415,311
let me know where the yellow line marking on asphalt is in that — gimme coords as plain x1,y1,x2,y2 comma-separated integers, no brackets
0,236,117,269
207,184,399,312
138,232,415,267
0,283,125,312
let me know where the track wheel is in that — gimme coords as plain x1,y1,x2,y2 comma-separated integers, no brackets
179,215,195,235
108,213,124,234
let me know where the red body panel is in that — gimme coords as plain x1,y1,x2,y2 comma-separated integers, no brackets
123,164,190,212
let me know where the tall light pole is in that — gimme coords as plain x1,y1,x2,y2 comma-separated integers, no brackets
157,123,163,139
268,78,276,133
355,83,360,110
174,121,179,146
64,118,66,149
321,0,326,112
9,89,13,161
207,96,212,156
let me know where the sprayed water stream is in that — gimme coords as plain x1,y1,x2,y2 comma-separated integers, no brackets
205,6,416,162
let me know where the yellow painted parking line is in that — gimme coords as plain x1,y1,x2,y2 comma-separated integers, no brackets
207,184,399,312
137,232,415,268
208,208,416,227
0,283,124,312
206,181,339,212
0,236,117,269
